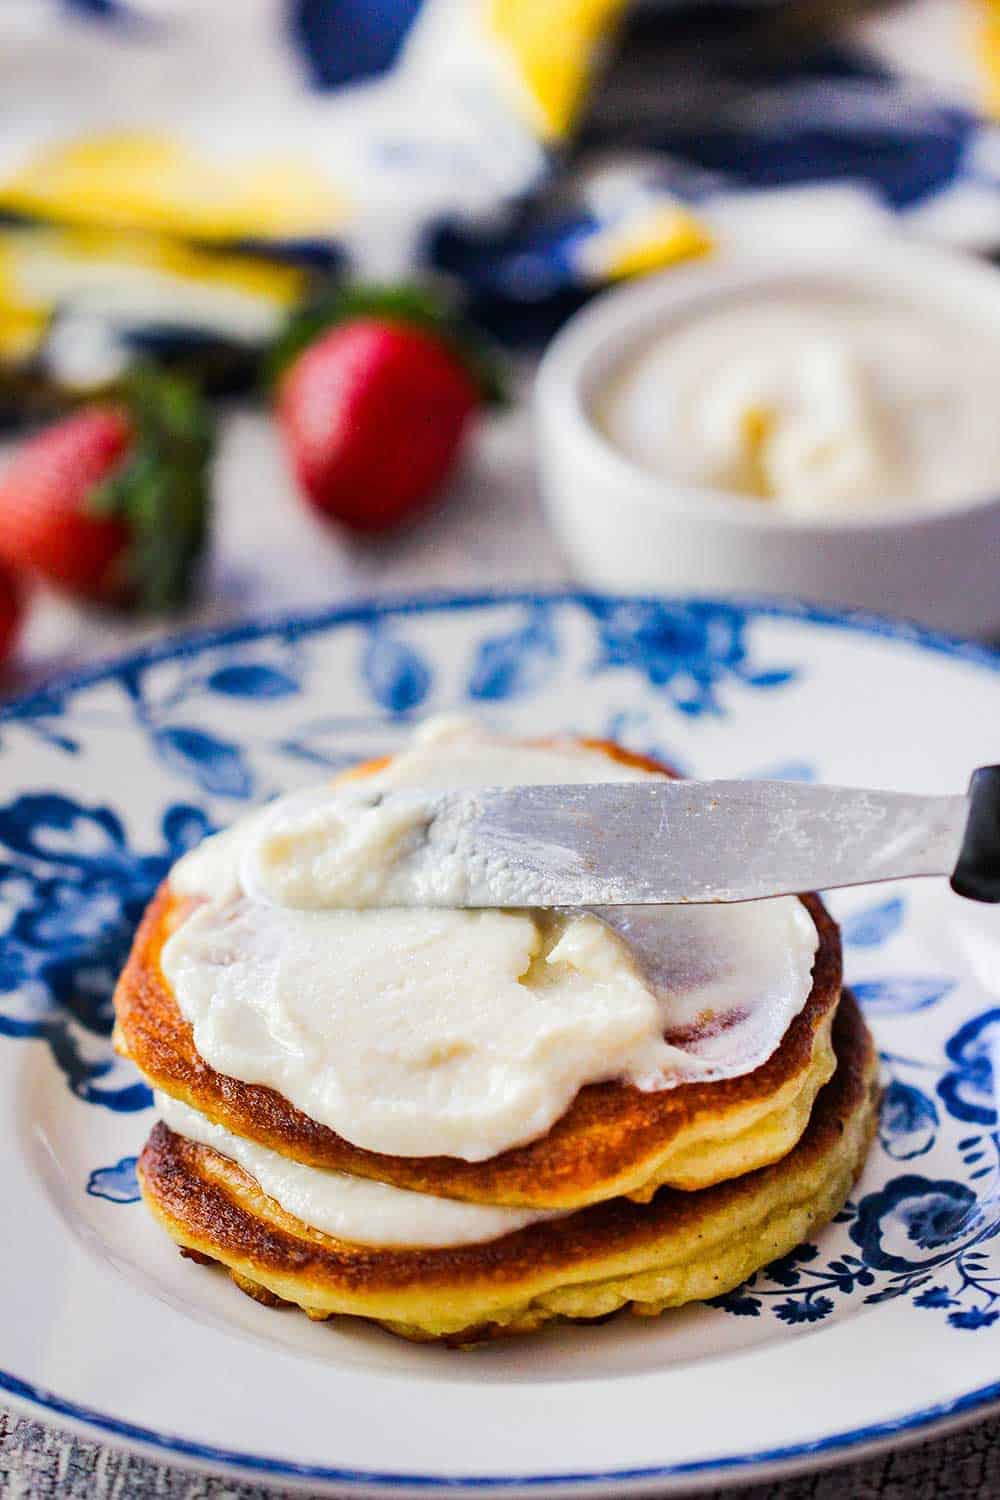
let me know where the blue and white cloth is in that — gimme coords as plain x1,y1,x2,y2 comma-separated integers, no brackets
1,0,999,405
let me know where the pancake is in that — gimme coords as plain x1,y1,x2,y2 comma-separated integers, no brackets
138,992,877,1345
113,742,842,1210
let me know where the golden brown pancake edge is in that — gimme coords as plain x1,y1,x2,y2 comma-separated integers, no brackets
138,993,878,1345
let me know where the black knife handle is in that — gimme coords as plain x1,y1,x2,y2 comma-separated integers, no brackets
952,766,1000,903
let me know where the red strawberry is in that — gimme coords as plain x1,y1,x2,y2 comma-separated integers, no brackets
278,318,482,533
0,408,133,601
0,371,214,611
0,562,24,669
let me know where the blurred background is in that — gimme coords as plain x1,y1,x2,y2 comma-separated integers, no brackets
1,0,998,693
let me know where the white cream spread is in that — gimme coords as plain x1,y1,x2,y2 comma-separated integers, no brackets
596,290,1000,516
162,718,818,1162
239,786,431,909
156,1092,562,1247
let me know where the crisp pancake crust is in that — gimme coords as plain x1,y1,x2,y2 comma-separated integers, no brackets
138,994,878,1344
113,742,842,1210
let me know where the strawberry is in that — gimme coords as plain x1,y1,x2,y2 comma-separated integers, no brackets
0,370,214,610
0,408,132,601
273,285,503,533
0,562,24,669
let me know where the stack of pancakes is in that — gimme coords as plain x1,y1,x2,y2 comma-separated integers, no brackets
113,741,879,1345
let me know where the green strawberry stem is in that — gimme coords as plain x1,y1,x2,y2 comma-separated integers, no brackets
89,367,215,612
268,281,508,407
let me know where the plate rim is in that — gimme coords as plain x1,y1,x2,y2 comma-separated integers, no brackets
3,1361,1000,1495
3,587,999,723
4,585,1000,1492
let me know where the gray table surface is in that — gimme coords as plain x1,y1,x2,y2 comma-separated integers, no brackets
4,406,999,1498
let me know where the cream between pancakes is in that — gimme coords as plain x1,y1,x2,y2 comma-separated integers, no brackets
162,718,818,1163
156,1092,561,1247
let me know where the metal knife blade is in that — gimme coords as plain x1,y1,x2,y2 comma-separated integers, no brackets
381,780,969,906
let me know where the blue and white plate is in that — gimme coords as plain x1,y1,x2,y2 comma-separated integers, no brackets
4,590,1000,1494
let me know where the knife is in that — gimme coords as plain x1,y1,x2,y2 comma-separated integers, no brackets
368,766,1000,907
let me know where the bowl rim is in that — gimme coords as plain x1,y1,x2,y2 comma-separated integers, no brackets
534,239,1000,535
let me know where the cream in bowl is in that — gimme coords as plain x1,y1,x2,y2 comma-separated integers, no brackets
535,244,1000,634
595,287,1000,519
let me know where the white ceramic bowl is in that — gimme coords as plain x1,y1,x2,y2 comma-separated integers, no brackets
535,243,1000,636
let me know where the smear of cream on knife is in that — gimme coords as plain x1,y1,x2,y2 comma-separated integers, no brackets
162,718,818,1162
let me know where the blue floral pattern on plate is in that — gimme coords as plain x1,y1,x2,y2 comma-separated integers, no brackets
938,1011,1000,1127
584,598,797,716
711,1169,1000,1332
0,794,212,1110
86,1155,140,1203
